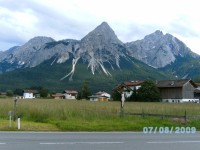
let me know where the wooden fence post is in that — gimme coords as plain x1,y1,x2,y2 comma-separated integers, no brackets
142,110,144,119
184,110,187,124
13,98,17,121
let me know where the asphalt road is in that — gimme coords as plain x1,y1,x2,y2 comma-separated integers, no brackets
0,132,200,150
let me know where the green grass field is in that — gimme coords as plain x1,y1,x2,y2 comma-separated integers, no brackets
0,98,200,131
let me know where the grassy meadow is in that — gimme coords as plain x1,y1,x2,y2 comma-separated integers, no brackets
1,98,200,131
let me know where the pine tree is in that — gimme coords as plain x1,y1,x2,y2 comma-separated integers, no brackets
80,81,91,100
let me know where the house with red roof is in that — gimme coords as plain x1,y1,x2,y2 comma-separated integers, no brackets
63,90,78,99
113,80,144,98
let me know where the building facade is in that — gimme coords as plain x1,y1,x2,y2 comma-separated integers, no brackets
156,79,198,103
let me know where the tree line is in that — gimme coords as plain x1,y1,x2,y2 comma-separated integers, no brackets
2,80,161,102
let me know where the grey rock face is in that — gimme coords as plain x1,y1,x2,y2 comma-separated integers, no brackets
126,30,199,68
0,36,55,67
0,22,199,77
80,22,126,75
28,39,80,67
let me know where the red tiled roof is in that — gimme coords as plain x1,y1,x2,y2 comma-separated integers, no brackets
156,79,197,88
23,89,38,93
52,93,64,97
64,90,78,94
96,91,108,95
123,81,144,86
113,80,144,91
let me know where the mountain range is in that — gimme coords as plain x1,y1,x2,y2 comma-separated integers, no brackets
0,22,200,92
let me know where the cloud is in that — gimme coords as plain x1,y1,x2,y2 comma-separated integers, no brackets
0,0,200,54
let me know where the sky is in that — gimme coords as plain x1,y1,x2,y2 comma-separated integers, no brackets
0,0,200,54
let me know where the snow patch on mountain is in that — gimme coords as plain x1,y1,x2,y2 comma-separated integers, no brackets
60,57,80,81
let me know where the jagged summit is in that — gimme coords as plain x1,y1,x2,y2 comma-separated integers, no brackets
153,30,163,35
81,22,123,48
26,36,55,44
126,29,199,68
95,21,111,31
144,30,164,40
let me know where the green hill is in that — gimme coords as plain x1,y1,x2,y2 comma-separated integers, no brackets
0,57,170,93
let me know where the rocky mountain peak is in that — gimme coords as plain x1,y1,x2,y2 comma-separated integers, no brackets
13,36,55,56
143,30,164,42
126,30,199,68
26,36,55,45
96,21,110,31
81,22,123,48
78,22,126,76
153,30,163,35
1,36,55,68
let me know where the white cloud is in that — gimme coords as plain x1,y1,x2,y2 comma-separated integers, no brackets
0,0,200,54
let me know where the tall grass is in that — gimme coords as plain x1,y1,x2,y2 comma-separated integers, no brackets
124,102,200,115
1,98,200,131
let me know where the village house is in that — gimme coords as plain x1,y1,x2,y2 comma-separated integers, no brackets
156,79,198,103
23,89,38,99
63,90,78,99
113,80,144,97
89,91,111,102
0,92,7,96
51,93,65,99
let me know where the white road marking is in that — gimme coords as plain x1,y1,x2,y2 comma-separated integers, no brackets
40,142,124,145
0,143,6,145
148,141,200,144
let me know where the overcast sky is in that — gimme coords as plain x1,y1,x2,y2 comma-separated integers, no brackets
0,0,200,54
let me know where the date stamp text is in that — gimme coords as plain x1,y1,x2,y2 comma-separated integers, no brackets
143,126,196,134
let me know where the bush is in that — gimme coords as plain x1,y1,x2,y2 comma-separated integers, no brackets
137,80,161,102
6,90,13,97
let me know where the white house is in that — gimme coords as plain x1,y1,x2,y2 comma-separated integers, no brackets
23,90,38,99
63,90,78,99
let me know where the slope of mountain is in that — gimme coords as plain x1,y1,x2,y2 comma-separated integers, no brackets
0,56,169,92
160,55,200,79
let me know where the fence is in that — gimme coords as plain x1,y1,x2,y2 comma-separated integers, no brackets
124,111,200,124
